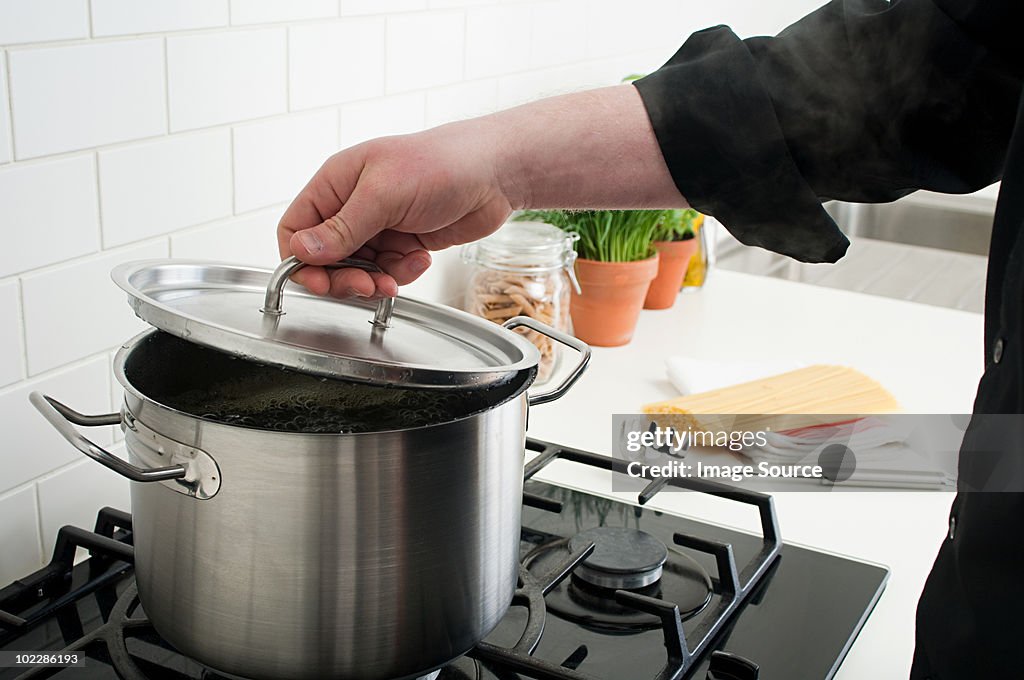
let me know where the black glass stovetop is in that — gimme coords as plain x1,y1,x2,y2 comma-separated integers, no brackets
0,440,888,680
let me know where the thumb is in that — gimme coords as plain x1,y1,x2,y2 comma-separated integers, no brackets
289,188,384,264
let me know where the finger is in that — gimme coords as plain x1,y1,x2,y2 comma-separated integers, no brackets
279,150,365,291
368,271,399,298
362,229,426,255
295,266,333,296
289,181,391,266
311,245,414,299
374,249,432,286
326,268,377,299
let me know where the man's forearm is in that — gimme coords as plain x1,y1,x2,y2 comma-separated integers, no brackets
472,84,687,211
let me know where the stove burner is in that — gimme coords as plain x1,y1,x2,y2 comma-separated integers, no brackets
568,527,669,589
523,534,713,634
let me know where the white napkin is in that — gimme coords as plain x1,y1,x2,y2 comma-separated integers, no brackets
745,418,955,489
666,356,805,395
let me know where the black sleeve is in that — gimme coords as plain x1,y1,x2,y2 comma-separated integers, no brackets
633,0,1023,263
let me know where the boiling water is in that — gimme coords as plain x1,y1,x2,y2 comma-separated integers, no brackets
131,332,505,434
164,371,490,433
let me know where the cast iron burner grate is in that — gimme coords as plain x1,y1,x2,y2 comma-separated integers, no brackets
472,439,780,680
0,439,782,680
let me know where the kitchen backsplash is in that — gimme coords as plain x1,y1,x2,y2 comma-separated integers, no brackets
0,0,820,583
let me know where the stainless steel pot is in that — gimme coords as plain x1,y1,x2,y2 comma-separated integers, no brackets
31,259,590,680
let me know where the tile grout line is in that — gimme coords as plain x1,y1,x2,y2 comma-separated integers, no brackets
162,37,172,134
0,202,290,289
381,14,390,95
284,26,291,113
229,125,237,217
0,17,368,54
4,48,16,160
15,278,28,382
460,7,469,85
86,0,95,39
7,233,172,284
93,151,105,250
4,90,420,167
32,483,45,567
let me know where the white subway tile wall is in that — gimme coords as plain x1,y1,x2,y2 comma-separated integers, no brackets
424,79,499,127
0,0,89,46
1,357,114,494
233,110,339,212
37,445,132,554
0,487,42,582
99,130,233,247
0,52,10,164
0,281,23,388
465,6,533,79
230,0,338,26
8,39,167,159
170,209,280,267
21,241,168,375
167,28,287,131
0,0,820,585
342,0,427,16
0,155,100,278
386,12,465,93
288,19,386,111
0,280,22,387
530,0,587,67
339,92,426,147
91,0,229,37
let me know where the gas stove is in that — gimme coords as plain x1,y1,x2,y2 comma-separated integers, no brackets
0,438,888,680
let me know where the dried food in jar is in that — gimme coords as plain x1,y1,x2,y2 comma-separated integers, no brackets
466,269,569,382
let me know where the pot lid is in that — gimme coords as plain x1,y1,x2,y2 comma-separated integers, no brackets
111,257,540,389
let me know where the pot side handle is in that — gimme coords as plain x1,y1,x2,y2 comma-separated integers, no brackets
29,392,187,483
502,316,591,407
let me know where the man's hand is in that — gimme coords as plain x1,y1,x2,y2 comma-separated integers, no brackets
278,118,517,298
277,84,686,298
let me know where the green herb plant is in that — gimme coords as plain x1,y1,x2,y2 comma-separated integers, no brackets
515,209,663,263
652,208,700,243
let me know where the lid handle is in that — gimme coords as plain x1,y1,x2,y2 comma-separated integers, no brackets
261,256,395,329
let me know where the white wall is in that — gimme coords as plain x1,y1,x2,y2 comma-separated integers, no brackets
0,0,822,583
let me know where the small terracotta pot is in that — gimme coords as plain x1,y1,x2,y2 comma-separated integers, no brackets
644,238,699,310
570,255,659,347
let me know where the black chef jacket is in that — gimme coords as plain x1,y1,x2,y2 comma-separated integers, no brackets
634,1,1023,678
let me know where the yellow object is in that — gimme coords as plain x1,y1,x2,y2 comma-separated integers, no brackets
642,365,900,434
682,214,706,288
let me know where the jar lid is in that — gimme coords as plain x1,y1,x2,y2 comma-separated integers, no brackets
466,221,578,272
111,258,541,389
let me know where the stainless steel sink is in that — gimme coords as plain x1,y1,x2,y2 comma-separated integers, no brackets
826,200,992,256
714,194,993,313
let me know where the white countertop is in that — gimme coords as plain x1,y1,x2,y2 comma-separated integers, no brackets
525,269,985,679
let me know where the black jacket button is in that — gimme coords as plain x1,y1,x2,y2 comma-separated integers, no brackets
993,338,1004,364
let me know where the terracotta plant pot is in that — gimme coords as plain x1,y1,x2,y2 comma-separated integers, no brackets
644,238,699,310
570,255,659,347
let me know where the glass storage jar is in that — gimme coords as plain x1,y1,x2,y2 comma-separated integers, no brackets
462,221,579,384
